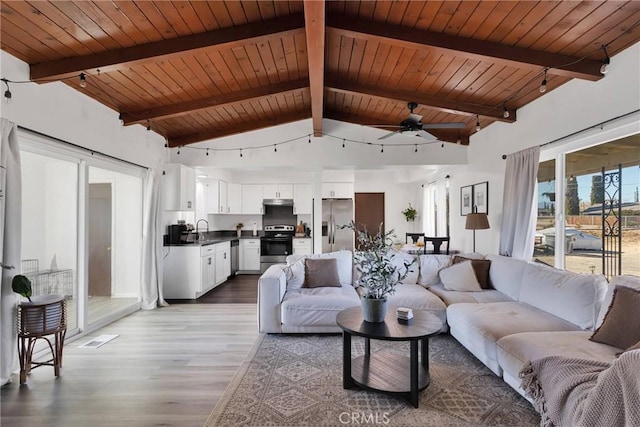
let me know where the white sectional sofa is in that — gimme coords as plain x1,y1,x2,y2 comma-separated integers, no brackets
257,250,633,401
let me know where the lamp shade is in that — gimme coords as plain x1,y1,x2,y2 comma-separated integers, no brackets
465,213,490,230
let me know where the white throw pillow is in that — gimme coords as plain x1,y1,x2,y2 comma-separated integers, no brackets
389,250,419,284
284,257,306,290
439,261,483,292
417,255,452,287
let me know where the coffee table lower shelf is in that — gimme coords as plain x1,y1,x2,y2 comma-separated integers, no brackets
346,349,430,404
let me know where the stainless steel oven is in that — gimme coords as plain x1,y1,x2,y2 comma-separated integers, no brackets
260,225,294,272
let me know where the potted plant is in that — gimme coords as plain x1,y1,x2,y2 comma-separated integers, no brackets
236,222,244,237
340,221,414,322
402,204,418,222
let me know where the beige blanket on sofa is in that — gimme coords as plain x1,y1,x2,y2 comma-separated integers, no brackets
519,350,640,427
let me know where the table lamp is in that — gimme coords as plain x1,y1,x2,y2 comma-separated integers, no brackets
465,208,490,252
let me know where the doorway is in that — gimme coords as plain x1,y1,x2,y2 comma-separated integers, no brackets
355,193,385,247
88,183,112,297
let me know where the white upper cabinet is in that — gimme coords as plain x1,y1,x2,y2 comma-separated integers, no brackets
162,163,195,211
227,183,242,214
293,184,312,215
322,182,354,199
218,180,228,214
263,184,293,199
242,184,264,214
205,179,228,214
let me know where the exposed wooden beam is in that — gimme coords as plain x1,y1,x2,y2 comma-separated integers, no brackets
167,110,310,147
325,76,516,122
30,14,306,81
304,0,325,137
121,78,310,125
327,16,603,81
325,111,470,145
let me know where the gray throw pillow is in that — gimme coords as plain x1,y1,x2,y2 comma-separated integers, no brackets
590,285,640,350
303,258,341,288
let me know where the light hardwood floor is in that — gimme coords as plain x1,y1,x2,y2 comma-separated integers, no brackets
1,303,259,427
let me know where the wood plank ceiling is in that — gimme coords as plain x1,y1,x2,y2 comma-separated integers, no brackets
1,1,639,147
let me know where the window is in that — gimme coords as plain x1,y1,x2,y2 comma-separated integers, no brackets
422,180,449,237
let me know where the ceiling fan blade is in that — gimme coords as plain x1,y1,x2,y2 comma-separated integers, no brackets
377,130,400,140
422,122,466,129
367,124,402,128
417,130,438,141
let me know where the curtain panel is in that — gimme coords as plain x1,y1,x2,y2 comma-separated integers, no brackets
499,146,540,260
1,118,22,385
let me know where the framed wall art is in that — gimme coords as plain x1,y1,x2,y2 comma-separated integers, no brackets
473,181,489,214
460,185,473,216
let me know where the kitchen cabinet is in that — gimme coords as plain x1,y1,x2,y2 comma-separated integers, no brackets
215,241,231,285
227,183,242,214
206,179,228,214
293,184,312,215
242,184,263,214
292,238,312,255
163,244,220,299
162,163,195,211
263,184,293,200
322,182,354,199
241,239,261,272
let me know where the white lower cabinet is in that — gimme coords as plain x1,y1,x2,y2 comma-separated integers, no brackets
241,239,261,272
163,242,231,299
293,238,312,255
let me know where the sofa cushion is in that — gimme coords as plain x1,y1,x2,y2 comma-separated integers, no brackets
485,254,528,300
519,262,608,330
590,284,640,349
417,255,452,287
439,261,483,292
596,275,640,328
281,285,360,326
390,251,419,284
428,284,513,305
452,256,492,289
286,250,353,287
447,302,581,375
496,331,620,393
387,284,447,327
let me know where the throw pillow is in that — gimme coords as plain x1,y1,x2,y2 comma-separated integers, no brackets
284,257,306,290
303,258,341,288
452,256,492,289
590,285,640,349
625,339,640,353
439,260,483,292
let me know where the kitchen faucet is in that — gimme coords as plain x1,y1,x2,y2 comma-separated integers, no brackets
195,219,209,241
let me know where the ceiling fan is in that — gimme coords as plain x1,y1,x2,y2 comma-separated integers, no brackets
375,102,465,141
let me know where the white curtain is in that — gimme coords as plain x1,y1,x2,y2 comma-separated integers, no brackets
140,168,167,309
1,119,21,385
499,146,540,259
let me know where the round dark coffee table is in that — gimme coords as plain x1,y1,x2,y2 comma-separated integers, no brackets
336,306,443,408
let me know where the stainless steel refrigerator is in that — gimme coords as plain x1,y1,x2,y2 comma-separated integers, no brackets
322,199,354,253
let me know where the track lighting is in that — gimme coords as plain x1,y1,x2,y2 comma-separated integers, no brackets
79,73,87,88
539,69,547,93
503,104,509,119
600,45,610,74
2,79,11,104
476,115,481,132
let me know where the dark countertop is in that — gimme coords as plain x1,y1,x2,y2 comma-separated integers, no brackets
164,235,263,247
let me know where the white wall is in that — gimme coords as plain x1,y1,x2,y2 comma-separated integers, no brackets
0,51,166,168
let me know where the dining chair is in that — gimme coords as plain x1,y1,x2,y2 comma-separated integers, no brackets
424,236,450,254
405,233,425,244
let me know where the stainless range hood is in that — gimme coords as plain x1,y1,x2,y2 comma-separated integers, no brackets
263,199,294,206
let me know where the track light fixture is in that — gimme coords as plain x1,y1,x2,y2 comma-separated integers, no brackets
118,113,124,125
476,115,481,132
79,73,87,88
441,142,444,148
2,78,11,103
600,45,610,74
539,69,548,93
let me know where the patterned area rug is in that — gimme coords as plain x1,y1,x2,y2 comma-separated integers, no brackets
205,333,540,426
